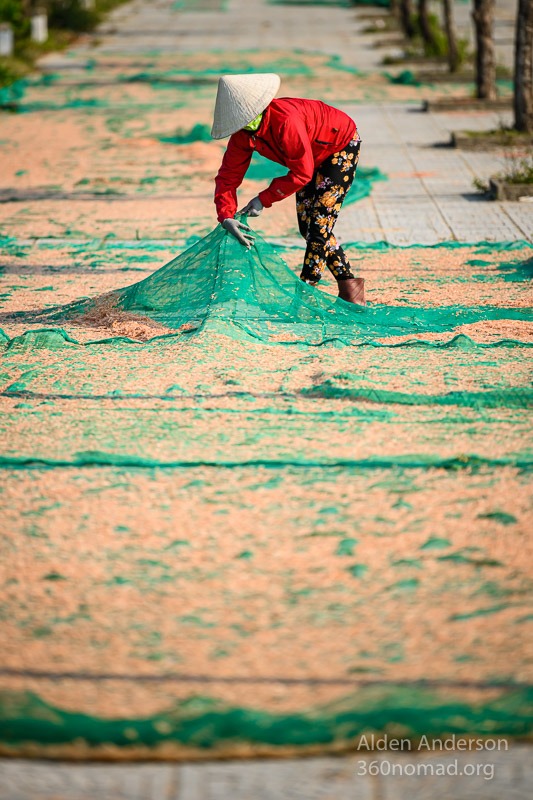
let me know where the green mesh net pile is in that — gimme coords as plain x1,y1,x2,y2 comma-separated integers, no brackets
18,223,533,349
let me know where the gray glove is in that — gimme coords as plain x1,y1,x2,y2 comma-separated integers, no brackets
239,196,263,217
222,218,255,249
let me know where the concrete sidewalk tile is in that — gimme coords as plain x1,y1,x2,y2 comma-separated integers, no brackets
3,751,532,799
502,205,533,237
378,746,532,800
439,201,527,240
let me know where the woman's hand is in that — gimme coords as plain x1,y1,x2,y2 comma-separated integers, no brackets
239,196,263,217
222,218,255,249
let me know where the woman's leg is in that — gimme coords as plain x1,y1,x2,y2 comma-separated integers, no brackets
296,181,315,243
300,140,361,285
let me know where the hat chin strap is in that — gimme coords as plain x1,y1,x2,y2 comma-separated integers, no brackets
243,112,263,132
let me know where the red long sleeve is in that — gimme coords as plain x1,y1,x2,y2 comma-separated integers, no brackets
214,132,254,222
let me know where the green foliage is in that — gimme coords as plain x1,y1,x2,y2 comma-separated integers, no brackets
47,1,99,32
47,1,128,32
501,151,533,185
0,0,30,40
473,150,533,195
0,0,128,80
386,10,470,70
0,1,128,41
0,55,27,88
414,12,448,58
472,176,490,195
452,37,471,70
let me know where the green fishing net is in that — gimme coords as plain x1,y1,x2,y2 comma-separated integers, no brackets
1,687,531,753
23,221,532,348
2,225,532,756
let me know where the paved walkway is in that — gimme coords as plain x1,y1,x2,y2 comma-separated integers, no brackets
42,0,531,245
336,102,530,243
2,746,532,799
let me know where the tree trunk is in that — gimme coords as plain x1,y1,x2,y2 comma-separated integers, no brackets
418,0,434,47
443,0,460,72
400,0,416,39
472,0,496,100
514,0,533,132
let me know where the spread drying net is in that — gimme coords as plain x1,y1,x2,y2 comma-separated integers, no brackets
2,225,532,760
20,221,532,347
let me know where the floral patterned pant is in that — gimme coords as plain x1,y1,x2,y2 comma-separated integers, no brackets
297,138,361,284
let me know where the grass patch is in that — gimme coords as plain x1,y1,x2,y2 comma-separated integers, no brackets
382,12,470,71
0,54,28,87
500,152,533,185
463,126,531,141
473,150,533,196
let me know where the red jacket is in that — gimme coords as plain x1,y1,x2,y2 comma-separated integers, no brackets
214,97,357,222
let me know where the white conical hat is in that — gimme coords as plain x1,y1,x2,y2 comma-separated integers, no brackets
211,73,281,139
